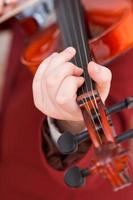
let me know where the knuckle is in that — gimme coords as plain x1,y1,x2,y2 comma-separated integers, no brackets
45,76,56,87
64,62,75,72
56,95,69,105
56,93,75,105
56,96,66,105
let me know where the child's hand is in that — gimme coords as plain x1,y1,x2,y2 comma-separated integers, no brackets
33,47,112,122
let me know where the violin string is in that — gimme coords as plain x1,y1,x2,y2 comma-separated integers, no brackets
70,0,104,143
74,0,101,113
59,0,96,127
64,0,102,126
59,2,88,111
75,0,99,111
74,0,104,131
63,1,94,112
64,1,96,116
65,0,103,143
59,0,102,144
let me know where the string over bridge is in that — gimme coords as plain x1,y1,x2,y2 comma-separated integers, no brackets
55,0,133,191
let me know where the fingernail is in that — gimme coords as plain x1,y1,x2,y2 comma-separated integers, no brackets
66,47,76,54
76,67,83,73
77,67,83,71
79,77,85,82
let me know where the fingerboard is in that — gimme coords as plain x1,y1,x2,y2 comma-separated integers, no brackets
55,0,95,95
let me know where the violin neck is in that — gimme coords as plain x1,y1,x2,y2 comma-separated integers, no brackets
55,0,95,94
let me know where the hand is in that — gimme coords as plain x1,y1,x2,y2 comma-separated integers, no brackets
33,47,112,122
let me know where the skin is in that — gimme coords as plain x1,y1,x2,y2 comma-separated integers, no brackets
32,47,112,133
0,0,17,14
0,0,112,133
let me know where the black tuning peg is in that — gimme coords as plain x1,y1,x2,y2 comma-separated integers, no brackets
57,96,133,155
107,96,133,115
115,129,133,144
57,130,89,154
63,129,133,188
57,128,133,154
64,166,90,188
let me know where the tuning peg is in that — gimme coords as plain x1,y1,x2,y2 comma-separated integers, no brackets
64,166,90,188
115,129,133,144
107,96,133,115
57,130,89,154
57,128,133,154
63,129,133,189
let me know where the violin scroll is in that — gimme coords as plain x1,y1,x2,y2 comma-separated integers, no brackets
57,96,133,191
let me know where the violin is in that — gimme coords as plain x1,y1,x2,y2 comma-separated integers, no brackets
4,0,133,191
54,0,133,191
22,0,133,191
21,0,133,74
21,0,133,191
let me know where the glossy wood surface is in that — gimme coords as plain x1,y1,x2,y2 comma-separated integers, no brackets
21,0,133,73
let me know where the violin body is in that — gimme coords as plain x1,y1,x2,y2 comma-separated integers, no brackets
21,0,133,191
22,0,133,74
2,0,132,199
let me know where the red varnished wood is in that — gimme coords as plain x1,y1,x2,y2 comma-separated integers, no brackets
21,0,133,191
21,1,133,73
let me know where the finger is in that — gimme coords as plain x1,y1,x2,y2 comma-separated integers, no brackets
33,77,61,118
48,47,76,70
88,61,112,102
45,62,83,98
32,54,56,109
33,53,58,108
34,47,76,87
33,53,58,83
56,76,84,120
